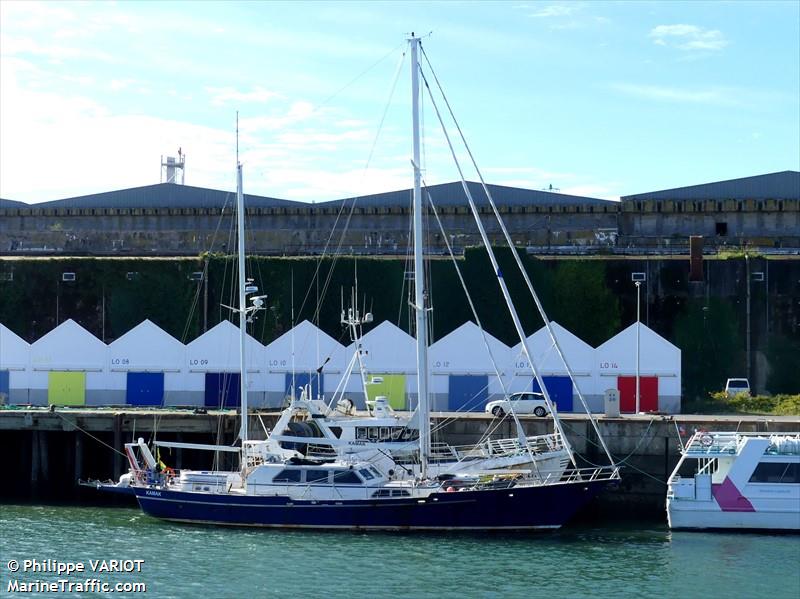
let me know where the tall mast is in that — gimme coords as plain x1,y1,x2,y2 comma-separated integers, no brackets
409,34,430,477
236,119,249,445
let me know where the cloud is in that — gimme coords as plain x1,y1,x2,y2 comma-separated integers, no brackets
238,101,320,132
649,24,729,51
0,56,411,204
0,32,116,63
110,78,136,91
527,5,579,18
610,83,740,106
206,86,280,106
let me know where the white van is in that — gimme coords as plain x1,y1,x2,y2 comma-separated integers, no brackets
724,378,751,397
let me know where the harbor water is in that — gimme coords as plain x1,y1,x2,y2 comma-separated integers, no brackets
1,505,798,598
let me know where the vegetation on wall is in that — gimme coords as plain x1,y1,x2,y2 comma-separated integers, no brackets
673,298,742,401
1,255,797,399
766,334,800,394
705,391,800,416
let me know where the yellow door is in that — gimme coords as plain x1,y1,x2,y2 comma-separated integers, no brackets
48,371,86,406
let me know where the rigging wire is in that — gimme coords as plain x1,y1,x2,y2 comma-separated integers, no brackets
561,417,665,485
54,411,127,458
295,46,408,339
416,60,577,467
420,43,615,466
423,185,533,452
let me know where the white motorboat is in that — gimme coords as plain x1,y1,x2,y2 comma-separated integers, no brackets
667,431,800,530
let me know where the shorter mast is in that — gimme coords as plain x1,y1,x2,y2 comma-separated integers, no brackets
236,120,249,445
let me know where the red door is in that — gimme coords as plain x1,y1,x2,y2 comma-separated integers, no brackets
617,376,658,412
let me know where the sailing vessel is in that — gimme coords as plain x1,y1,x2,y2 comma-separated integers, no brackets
262,302,571,480
95,35,619,530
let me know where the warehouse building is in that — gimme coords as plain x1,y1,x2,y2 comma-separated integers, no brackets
1,318,683,413
1,171,796,256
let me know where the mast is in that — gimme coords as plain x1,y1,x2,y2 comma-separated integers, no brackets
409,34,430,477
236,141,249,445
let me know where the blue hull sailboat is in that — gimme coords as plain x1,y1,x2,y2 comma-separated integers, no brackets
94,35,619,531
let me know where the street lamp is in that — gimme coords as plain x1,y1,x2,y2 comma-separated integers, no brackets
635,280,641,414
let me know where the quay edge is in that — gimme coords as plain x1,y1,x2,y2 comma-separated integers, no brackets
1,408,798,518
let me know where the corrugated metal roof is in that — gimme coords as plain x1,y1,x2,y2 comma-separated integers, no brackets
0,198,27,208
317,181,616,209
12,183,296,209
622,171,800,201
2,180,615,210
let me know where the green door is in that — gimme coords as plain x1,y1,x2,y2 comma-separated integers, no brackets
366,374,406,410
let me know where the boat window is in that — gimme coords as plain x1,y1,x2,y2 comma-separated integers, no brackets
391,428,404,441
400,429,419,441
749,462,800,484
368,427,378,441
332,470,362,485
380,427,391,440
356,428,367,440
371,489,410,498
304,420,322,437
305,469,330,484
329,426,343,439
273,469,302,483
369,467,382,478
359,468,375,480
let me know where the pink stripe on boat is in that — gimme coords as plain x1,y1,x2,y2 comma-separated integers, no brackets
712,477,755,512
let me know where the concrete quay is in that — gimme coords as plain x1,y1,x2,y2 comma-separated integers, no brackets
1,407,797,517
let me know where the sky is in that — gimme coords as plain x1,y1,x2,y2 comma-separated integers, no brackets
1,1,798,204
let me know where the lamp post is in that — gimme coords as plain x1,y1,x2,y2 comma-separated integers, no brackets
745,253,751,383
635,280,641,414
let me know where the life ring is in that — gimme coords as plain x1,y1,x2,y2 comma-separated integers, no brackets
163,467,176,477
700,434,713,447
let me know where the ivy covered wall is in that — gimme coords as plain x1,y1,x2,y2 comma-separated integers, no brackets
1,254,798,398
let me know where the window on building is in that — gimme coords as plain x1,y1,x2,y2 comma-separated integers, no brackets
715,222,728,236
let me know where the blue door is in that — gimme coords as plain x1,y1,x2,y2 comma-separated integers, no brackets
448,375,489,412
532,376,574,412
0,370,9,402
284,373,324,400
126,372,164,406
205,372,241,408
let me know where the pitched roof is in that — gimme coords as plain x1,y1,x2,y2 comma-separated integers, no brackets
317,181,616,209
622,171,800,201
8,183,296,209
0,198,27,208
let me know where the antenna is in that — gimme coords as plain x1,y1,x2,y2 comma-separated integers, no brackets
236,111,239,166
160,149,186,184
